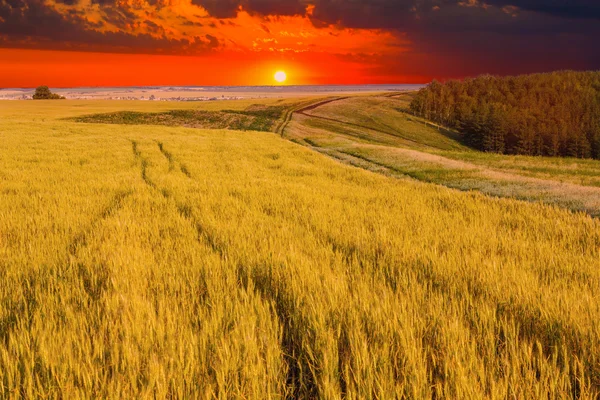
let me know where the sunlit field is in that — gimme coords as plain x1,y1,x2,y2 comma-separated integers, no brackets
1,100,600,398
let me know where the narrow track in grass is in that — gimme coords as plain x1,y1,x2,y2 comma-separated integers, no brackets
133,140,323,396
156,140,193,178
67,188,134,304
156,141,175,172
132,140,225,255
144,138,381,396
294,97,349,115
292,96,431,148
68,190,133,256
275,98,342,137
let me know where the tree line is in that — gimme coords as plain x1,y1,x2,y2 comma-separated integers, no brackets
410,71,600,159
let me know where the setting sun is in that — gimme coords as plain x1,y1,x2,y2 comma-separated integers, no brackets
274,71,287,83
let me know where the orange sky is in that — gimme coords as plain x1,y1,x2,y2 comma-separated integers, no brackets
0,5,416,87
0,48,426,87
1,0,598,87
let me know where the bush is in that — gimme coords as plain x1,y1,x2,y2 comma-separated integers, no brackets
33,86,65,100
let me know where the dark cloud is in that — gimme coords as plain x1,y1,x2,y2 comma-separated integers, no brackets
244,0,306,16
485,0,600,20
297,0,600,76
0,0,220,54
182,20,204,27
190,0,239,18
302,0,600,29
190,0,306,18
189,0,600,26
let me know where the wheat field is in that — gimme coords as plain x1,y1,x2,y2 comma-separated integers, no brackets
1,100,599,399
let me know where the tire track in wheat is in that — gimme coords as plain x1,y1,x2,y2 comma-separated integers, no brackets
156,141,192,178
141,140,321,397
132,140,222,256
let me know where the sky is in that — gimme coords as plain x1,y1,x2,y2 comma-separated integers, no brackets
0,0,599,87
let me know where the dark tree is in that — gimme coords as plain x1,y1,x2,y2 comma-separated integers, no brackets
32,86,65,100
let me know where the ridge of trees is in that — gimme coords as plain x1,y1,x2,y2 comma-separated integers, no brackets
410,71,600,159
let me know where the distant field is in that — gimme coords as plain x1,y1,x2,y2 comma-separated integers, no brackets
1,100,599,398
0,84,423,100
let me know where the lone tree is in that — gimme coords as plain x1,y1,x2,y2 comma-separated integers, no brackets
33,86,65,100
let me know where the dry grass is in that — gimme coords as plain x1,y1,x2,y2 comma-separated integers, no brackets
1,101,600,398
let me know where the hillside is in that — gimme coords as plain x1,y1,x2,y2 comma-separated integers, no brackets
285,94,600,217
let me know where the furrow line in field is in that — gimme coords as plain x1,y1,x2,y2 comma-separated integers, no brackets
133,144,315,393
274,106,296,136
179,163,192,178
294,97,349,114
133,141,223,256
130,140,157,190
222,170,600,395
0,269,39,347
68,190,132,256
235,263,320,399
298,138,396,175
156,141,175,172
333,149,420,180
155,141,192,179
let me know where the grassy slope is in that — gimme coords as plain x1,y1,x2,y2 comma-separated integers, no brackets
1,101,600,398
285,95,600,216
304,96,468,151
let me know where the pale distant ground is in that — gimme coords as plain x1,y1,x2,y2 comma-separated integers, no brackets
0,84,424,100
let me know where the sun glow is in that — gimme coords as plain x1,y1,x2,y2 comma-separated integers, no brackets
274,71,287,83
